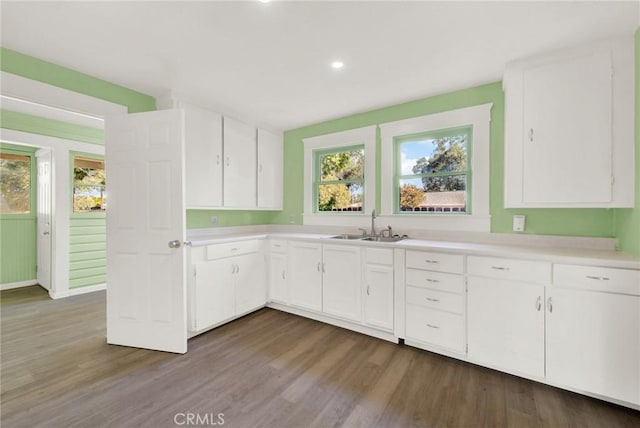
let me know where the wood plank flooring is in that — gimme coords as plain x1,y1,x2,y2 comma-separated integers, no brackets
2,286,639,427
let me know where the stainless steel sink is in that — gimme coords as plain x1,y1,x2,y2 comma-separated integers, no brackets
329,234,367,240
361,236,407,242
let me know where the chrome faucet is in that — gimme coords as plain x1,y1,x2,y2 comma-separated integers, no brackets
370,209,377,237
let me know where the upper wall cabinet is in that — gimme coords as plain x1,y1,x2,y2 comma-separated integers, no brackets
257,129,283,209
503,37,635,208
183,103,223,208
223,117,257,208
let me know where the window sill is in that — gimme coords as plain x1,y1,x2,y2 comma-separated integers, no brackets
303,212,491,232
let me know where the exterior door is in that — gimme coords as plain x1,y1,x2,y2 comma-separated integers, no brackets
105,109,187,354
36,149,52,290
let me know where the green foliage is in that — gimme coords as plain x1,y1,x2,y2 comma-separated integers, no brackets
399,184,424,210
0,157,31,213
73,166,106,212
318,149,363,211
412,135,467,192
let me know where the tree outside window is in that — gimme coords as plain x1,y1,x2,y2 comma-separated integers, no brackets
315,146,364,212
0,152,32,214
73,157,106,212
397,128,470,213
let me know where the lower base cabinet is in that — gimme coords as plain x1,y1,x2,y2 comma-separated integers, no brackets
189,240,266,332
546,286,640,404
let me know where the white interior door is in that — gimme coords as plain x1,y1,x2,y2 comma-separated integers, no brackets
36,149,52,290
106,109,187,354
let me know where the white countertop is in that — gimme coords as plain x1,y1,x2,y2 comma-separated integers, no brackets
187,231,640,270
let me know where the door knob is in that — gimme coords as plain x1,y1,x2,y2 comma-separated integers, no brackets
168,240,182,249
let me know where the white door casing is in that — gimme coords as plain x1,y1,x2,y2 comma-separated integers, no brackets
105,109,187,354
36,149,52,290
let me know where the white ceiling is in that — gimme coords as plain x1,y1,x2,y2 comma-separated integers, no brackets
1,1,638,132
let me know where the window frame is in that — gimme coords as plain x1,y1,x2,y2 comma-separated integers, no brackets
313,144,365,213
380,103,493,232
0,146,36,218
394,125,472,215
303,125,376,226
70,151,106,218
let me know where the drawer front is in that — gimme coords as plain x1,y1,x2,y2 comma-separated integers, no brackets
206,240,261,260
406,250,464,274
406,304,465,353
406,286,464,314
269,239,287,254
467,256,551,284
554,264,640,296
406,269,465,293
365,248,394,265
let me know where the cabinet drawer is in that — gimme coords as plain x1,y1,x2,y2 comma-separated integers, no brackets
406,304,465,353
365,248,393,265
406,286,464,314
554,264,640,296
406,269,464,293
206,240,261,260
467,256,551,284
406,250,464,274
269,239,287,254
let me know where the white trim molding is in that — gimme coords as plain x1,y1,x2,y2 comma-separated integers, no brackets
50,283,106,299
0,71,127,126
0,279,38,291
379,103,493,232
302,125,377,226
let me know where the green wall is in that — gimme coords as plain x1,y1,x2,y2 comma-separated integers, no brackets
0,143,37,284
186,210,276,229
273,82,616,238
613,28,640,257
0,47,156,285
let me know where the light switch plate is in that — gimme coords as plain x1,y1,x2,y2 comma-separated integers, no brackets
513,215,526,232
210,216,218,226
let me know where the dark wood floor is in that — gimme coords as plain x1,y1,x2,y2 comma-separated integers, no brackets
1,286,639,427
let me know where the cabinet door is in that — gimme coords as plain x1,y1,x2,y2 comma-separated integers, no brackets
364,264,394,330
235,252,266,315
546,287,640,404
194,260,235,331
288,242,322,312
183,104,223,207
269,252,288,304
223,117,256,208
522,49,612,204
467,276,545,378
257,129,283,209
322,245,362,322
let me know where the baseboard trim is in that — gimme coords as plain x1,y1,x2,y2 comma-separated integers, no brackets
49,283,106,299
0,279,38,290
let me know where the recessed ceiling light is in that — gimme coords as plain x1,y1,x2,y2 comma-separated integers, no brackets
331,61,344,70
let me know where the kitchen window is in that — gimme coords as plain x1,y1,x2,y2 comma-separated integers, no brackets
73,155,106,212
314,146,364,212
395,127,471,214
380,103,492,232
0,150,33,214
303,126,376,225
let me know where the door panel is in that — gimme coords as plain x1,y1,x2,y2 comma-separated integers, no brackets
36,150,52,290
106,109,187,354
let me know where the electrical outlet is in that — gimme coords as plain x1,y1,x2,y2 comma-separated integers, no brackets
513,215,526,232
210,216,218,226
289,215,295,224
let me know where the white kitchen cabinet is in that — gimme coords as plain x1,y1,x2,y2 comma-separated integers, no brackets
504,37,634,208
467,256,550,378
192,258,235,331
268,240,288,304
363,248,394,331
405,250,466,354
467,276,545,379
234,251,266,315
188,240,266,332
182,103,223,208
257,129,283,209
322,245,362,322
546,265,640,405
223,117,256,208
288,241,323,312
